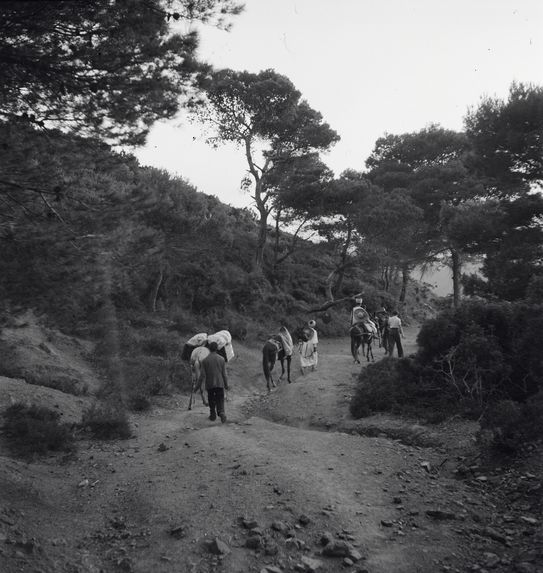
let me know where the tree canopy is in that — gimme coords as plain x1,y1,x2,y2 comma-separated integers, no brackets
195,68,339,267
465,82,543,189
0,0,243,145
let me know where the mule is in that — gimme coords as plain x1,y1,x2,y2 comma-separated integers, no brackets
262,335,291,391
183,330,235,410
188,346,210,410
350,324,376,363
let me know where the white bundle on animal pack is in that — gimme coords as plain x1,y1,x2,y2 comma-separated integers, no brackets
352,306,370,325
182,332,208,361
366,320,378,335
208,330,235,361
186,332,208,347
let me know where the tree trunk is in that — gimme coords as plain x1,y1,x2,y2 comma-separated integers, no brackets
382,263,390,292
333,225,352,296
148,267,164,312
451,248,462,308
245,140,270,270
272,208,282,270
255,211,268,269
324,269,335,301
399,262,410,303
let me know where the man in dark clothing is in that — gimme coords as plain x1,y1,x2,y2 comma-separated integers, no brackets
199,341,229,423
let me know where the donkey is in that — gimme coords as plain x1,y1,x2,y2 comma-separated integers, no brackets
188,346,210,410
350,324,376,363
262,335,291,392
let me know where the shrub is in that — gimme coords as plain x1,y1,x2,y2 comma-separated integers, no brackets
209,308,250,341
525,275,543,304
122,355,181,396
416,300,543,406
350,357,456,423
127,394,152,412
81,403,131,440
169,308,199,333
350,358,402,418
480,392,543,453
430,329,511,407
139,333,177,357
416,311,460,362
3,403,75,456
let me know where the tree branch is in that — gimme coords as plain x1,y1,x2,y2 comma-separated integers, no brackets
307,292,365,313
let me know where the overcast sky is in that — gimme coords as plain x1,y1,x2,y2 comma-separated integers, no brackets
134,0,543,209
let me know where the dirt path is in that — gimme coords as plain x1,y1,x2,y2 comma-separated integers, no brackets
0,329,480,573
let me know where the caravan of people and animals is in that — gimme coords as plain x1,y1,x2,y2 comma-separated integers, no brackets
181,295,405,422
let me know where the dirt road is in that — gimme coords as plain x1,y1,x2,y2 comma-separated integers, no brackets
0,329,479,573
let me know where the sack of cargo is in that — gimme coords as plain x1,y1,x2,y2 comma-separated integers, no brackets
208,330,234,361
352,307,369,323
186,332,208,347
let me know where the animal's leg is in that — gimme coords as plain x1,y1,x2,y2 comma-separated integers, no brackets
269,355,277,388
188,382,194,410
265,368,271,392
263,351,271,391
350,336,359,363
286,356,292,383
194,363,208,406
368,339,375,362
354,340,361,364
188,364,197,410
266,370,275,392
277,351,285,381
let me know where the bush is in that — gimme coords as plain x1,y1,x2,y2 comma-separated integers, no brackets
480,392,543,453
128,394,152,412
139,333,177,357
122,355,183,397
169,308,199,333
416,300,543,406
350,357,456,423
3,403,75,456
525,275,543,304
350,358,402,418
81,403,131,440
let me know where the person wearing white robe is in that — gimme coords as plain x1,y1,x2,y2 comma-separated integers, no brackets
278,325,294,383
299,320,318,374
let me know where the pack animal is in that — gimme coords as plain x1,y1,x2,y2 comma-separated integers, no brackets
262,335,290,391
188,346,210,410
184,329,234,410
350,323,376,363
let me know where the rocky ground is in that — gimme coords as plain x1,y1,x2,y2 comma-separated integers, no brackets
0,321,541,573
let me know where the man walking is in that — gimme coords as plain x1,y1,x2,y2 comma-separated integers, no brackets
199,341,229,423
387,310,404,358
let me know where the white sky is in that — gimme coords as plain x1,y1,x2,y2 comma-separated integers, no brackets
134,0,543,209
